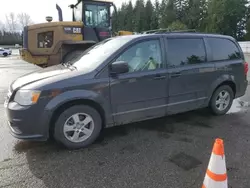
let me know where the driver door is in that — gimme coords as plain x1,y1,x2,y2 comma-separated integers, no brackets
109,37,169,125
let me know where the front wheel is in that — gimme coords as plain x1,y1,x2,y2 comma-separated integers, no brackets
54,105,102,149
209,85,234,115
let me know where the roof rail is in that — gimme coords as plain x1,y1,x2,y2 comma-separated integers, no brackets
141,28,196,34
142,28,170,34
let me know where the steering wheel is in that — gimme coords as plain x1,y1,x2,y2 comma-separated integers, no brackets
136,59,151,72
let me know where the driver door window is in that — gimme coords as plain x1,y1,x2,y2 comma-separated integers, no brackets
116,39,163,73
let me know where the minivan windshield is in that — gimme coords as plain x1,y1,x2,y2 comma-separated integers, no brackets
66,37,133,71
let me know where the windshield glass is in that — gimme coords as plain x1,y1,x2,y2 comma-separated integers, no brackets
74,2,82,21
85,4,109,27
66,37,133,71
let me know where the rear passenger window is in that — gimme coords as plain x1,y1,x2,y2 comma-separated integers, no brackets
207,38,241,61
167,38,206,67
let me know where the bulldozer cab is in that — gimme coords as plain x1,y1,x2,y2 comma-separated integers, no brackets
20,0,116,67
71,0,114,41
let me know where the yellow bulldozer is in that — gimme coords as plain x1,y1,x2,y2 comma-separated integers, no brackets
19,0,133,68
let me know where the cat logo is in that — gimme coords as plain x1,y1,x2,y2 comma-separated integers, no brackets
64,27,82,34
73,28,81,34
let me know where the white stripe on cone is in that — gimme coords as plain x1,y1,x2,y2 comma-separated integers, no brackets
207,153,227,175
203,174,228,188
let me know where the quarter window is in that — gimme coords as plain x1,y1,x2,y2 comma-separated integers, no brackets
166,38,206,67
116,40,163,73
207,38,241,61
37,31,53,48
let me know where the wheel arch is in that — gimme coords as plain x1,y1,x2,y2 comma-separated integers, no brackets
208,80,236,104
49,99,106,137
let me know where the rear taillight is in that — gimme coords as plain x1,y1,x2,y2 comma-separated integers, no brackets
244,62,248,75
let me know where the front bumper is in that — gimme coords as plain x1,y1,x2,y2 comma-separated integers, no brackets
4,101,49,141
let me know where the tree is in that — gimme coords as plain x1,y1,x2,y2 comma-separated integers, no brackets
5,12,18,32
184,0,208,30
150,0,160,30
17,13,33,29
174,0,188,22
160,0,176,28
206,0,248,39
0,21,5,33
134,0,146,32
111,0,250,40
168,20,188,30
245,19,250,40
125,1,134,31
144,0,154,31
0,12,33,45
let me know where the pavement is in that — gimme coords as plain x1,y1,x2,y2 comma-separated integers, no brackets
1,56,250,188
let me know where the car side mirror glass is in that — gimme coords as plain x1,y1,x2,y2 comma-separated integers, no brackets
110,61,129,75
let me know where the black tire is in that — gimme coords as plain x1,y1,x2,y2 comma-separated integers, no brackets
54,105,102,149
209,85,234,115
3,53,8,57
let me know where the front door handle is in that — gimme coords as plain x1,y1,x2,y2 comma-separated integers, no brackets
153,75,166,80
170,72,181,78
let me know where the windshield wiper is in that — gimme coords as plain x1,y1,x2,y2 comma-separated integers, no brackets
62,61,77,70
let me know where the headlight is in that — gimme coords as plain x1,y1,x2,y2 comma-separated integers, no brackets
14,90,41,106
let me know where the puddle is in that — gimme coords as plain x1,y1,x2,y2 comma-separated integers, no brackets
227,99,249,114
13,140,58,154
169,152,202,171
188,120,212,128
119,144,139,154
95,126,129,145
136,118,175,133
177,137,193,143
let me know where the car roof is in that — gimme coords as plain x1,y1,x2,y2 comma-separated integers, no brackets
115,32,235,41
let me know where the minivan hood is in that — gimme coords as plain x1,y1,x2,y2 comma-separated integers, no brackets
11,65,71,91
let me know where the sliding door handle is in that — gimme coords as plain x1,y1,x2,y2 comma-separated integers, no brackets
170,72,181,78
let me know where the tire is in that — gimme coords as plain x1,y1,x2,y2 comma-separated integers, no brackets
209,85,234,115
3,53,8,57
54,105,102,149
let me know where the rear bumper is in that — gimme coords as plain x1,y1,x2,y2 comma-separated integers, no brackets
235,80,248,98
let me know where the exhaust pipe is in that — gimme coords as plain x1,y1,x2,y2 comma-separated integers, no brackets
56,4,63,21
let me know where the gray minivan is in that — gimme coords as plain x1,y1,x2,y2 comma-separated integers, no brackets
4,33,248,149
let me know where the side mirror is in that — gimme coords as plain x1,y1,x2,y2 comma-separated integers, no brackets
110,61,129,75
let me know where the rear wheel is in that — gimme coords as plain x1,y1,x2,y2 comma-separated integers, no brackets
3,53,8,57
54,105,102,149
209,85,234,115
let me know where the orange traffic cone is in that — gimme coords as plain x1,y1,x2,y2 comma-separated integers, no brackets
202,138,227,188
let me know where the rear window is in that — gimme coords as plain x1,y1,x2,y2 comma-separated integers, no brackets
206,37,242,61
